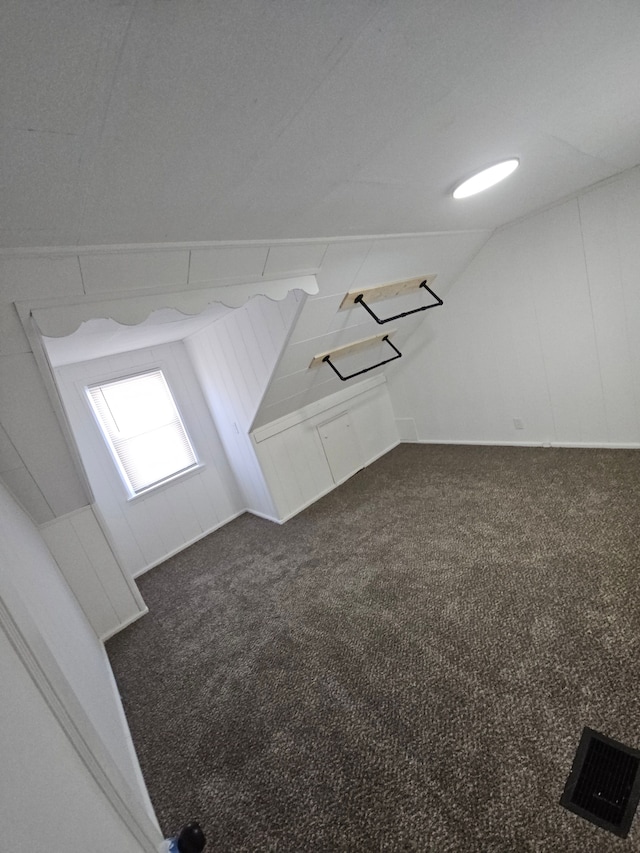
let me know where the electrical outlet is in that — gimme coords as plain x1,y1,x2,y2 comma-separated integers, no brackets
513,417,524,430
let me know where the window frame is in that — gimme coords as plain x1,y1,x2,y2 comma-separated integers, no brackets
85,367,201,500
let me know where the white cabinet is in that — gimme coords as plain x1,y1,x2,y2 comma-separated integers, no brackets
317,412,363,485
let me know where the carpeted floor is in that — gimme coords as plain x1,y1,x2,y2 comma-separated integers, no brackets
107,444,640,852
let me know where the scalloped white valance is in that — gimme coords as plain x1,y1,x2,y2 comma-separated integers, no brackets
25,275,318,338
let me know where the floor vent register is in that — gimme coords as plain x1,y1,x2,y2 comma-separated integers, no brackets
560,727,640,838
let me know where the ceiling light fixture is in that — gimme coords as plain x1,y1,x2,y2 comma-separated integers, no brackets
452,158,519,199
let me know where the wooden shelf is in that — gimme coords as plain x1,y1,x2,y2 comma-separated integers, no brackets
309,329,397,367
339,275,437,310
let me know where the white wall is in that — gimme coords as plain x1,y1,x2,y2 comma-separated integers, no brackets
0,630,155,853
0,254,89,522
0,479,159,852
185,292,302,518
388,169,640,447
252,376,399,521
40,505,147,639
255,232,490,427
0,243,321,525
0,234,487,526
56,341,244,578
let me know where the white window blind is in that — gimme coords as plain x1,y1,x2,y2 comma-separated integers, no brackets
87,369,198,496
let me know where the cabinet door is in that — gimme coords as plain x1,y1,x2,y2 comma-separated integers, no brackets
317,412,363,485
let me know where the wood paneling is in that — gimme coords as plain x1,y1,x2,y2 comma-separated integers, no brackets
317,413,363,484
0,353,87,519
257,232,490,428
263,243,328,277
40,507,146,639
0,478,160,849
578,170,640,443
188,246,268,284
1,467,54,524
388,176,640,448
0,255,83,302
0,303,31,356
79,251,189,294
253,380,399,520
185,293,300,518
55,341,244,577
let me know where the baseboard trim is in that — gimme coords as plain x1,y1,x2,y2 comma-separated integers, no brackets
550,442,640,449
246,508,283,525
133,509,246,578
274,439,401,524
360,439,402,468
99,607,149,642
277,484,339,524
101,644,159,825
403,439,640,449
404,439,545,447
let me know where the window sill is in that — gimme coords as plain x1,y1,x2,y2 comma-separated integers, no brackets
125,463,206,503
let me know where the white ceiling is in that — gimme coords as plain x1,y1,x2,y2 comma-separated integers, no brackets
3,0,640,249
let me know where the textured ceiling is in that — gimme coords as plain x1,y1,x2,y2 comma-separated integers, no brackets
3,0,640,249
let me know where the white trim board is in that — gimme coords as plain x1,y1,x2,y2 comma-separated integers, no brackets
100,607,149,643
19,275,318,339
246,508,283,525
550,442,640,449
252,375,386,443
0,229,492,258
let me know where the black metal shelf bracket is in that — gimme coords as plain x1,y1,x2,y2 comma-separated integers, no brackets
322,335,402,382
353,280,443,324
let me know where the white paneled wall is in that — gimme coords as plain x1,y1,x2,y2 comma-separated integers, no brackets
252,376,399,521
0,353,89,520
79,250,190,294
5,190,640,649
578,170,640,441
0,242,324,526
41,506,146,639
55,341,244,578
0,479,160,851
0,255,88,522
254,231,490,427
388,170,640,447
0,232,487,525
185,292,302,518
0,630,154,853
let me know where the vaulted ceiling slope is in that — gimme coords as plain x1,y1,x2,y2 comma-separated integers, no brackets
3,0,640,249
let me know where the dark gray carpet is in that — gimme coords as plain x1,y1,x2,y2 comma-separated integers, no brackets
107,444,640,852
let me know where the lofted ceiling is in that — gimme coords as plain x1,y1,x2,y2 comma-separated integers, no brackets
3,0,640,249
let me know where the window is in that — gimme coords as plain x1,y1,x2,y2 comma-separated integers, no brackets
87,369,198,497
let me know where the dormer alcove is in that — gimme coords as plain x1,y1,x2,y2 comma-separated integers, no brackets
35,283,310,582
